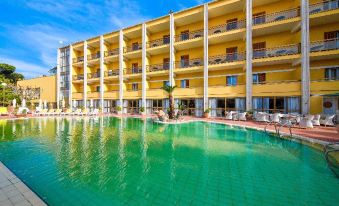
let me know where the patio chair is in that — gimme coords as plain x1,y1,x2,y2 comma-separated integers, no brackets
271,113,282,123
225,111,234,120
237,112,247,121
312,114,321,126
255,112,270,122
299,115,314,128
320,115,336,127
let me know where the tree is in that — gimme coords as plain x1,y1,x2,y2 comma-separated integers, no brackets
0,63,24,83
161,85,177,119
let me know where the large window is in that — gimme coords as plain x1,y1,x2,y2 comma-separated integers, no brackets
253,97,300,113
212,98,245,117
180,80,189,88
325,67,339,80
152,99,163,113
128,100,139,114
253,73,266,84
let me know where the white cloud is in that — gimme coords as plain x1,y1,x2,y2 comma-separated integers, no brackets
0,55,49,78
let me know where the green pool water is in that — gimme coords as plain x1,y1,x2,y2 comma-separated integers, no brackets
0,117,338,206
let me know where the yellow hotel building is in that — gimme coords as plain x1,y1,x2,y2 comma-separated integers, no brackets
57,0,339,117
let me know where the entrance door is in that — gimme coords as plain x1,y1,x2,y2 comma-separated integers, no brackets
323,97,338,115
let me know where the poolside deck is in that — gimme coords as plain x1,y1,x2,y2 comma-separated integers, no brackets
0,162,46,206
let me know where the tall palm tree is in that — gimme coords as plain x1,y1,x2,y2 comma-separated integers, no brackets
161,85,177,119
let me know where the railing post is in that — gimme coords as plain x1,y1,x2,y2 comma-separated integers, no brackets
203,3,209,111
246,0,253,111
301,0,310,114
83,41,88,109
99,35,104,110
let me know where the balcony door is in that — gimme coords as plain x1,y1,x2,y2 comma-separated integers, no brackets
163,35,170,44
226,47,238,61
132,42,139,51
253,12,266,25
253,42,266,58
324,31,339,50
132,63,139,74
163,58,170,70
181,55,189,68
226,18,238,31
181,30,189,41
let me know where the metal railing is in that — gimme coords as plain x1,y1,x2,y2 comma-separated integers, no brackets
147,37,170,48
104,49,119,57
175,29,204,42
87,72,100,79
175,58,203,69
104,70,119,77
209,52,245,65
252,80,301,85
125,67,142,74
73,74,84,81
209,20,246,35
87,53,100,61
253,44,300,59
147,63,170,72
253,8,300,25
73,56,84,63
310,0,339,14
124,44,142,53
310,38,339,52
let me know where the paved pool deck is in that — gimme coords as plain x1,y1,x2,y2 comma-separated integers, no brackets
0,162,46,206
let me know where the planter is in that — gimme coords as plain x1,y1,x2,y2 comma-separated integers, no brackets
204,113,210,118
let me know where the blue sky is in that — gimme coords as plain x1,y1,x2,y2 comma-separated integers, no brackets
0,0,209,78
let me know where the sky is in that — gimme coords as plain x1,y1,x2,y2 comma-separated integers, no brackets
0,0,210,79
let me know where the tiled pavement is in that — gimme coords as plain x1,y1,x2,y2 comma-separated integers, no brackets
0,162,46,206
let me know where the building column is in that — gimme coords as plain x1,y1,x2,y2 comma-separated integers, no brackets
69,45,73,107
142,23,147,112
203,3,209,111
245,0,253,111
99,35,104,110
56,48,61,109
301,0,310,114
118,30,124,109
83,41,88,108
169,13,175,86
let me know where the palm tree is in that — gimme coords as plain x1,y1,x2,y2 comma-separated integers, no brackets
161,85,177,119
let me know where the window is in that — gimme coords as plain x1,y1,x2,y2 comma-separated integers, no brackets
180,80,189,88
226,76,237,86
253,42,266,58
226,47,238,61
96,86,100,92
324,0,339,10
325,67,339,80
163,58,170,70
163,81,170,87
226,18,238,31
181,30,189,41
324,31,339,50
132,83,138,91
163,35,170,44
181,55,189,67
253,73,266,84
253,97,300,113
253,12,266,25
132,42,139,51
226,99,236,110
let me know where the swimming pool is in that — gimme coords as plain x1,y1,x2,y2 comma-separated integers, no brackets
0,117,338,205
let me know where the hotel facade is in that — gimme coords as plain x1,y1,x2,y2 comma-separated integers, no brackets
57,0,339,117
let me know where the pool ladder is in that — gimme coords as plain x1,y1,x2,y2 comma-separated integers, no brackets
324,142,339,178
264,121,293,137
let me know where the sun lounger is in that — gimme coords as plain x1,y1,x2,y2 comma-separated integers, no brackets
312,114,321,126
225,111,234,120
299,115,314,128
320,115,336,127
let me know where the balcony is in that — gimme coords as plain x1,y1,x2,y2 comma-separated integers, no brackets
123,44,142,58
209,52,245,70
309,0,339,25
73,74,84,81
174,87,204,98
252,44,300,66
104,49,119,57
175,58,203,69
125,67,142,75
174,30,204,50
208,20,245,44
146,89,167,99
147,64,169,75
252,80,301,96
208,84,246,98
87,92,100,99
87,72,100,79
72,92,84,99
252,8,300,36
87,53,100,61
104,70,119,78
311,78,339,95
147,38,170,55
73,56,84,64
310,38,339,60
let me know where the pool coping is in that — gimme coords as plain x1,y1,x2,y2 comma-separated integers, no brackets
0,162,47,206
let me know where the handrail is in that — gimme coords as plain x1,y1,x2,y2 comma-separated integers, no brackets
147,63,170,72
87,72,100,79
147,37,170,48
253,44,300,59
175,29,204,42
104,70,119,77
253,80,301,85
73,74,84,81
310,0,339,15
253,8,300,25
124,44,142,53
310,38,339,52
125,67,142,74
104,49,119,57
73,56,84,63
209,52,245,65
87,53,100,61
209,19,246,35
175,58,203,69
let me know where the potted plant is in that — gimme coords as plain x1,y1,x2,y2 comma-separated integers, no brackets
139,107,145,115
246,110,254,120
204,108,211,118
116,106,122,114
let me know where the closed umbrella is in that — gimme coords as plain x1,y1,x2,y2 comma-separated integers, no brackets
39,99,42,108
44,100,47,109
90,99,94,108
61,99,65,108
22,99,26,107
73,100,76,108
12,99,16,108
